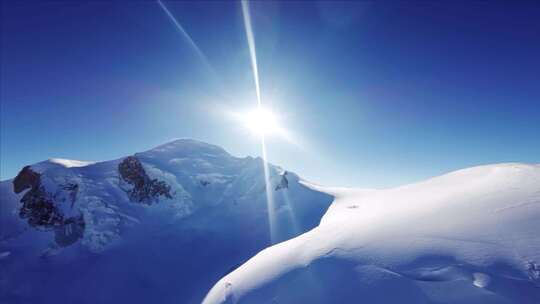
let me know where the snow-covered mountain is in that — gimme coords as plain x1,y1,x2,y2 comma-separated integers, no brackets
2,140,539,303
204,163,540,304
0,139,332,304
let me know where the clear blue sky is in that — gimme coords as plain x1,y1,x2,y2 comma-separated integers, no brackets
1,1,539,188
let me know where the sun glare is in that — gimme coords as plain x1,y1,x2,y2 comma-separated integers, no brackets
242,107,281,136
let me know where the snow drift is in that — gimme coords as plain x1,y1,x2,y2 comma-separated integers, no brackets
204,163,540,304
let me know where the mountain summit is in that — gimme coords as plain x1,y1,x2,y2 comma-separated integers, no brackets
0,139,332,304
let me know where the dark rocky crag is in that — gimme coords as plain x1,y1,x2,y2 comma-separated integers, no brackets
12,166,85,247
9,156,173,249
275,171,289,191
118,156,172,204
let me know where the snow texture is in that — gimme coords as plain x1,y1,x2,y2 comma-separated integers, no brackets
204,163,540,304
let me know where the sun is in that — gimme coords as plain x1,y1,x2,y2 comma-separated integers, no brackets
242,107,282,136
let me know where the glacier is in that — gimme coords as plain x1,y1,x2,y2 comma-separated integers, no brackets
0,139,332,304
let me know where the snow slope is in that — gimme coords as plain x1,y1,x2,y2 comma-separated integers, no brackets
0,139,332,304
204,163,540,304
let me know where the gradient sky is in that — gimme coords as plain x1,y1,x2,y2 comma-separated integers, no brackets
2,1,539,188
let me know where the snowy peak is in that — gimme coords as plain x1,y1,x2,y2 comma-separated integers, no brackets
0,140,333,303
1,139,332,253
140,138,231,159
47,158,96,168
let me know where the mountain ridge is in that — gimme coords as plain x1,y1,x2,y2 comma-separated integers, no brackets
0,139,333,304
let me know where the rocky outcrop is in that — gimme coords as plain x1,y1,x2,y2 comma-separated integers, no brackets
275,171,289,191
60,183,79,207
19,188,64,229
118,156,172,204
528,261,540,283
12,166,85,246
13,165,41,194
55,215,85,247
14,167,64,229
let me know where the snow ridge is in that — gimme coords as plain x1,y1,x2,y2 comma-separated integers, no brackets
204,163,540,304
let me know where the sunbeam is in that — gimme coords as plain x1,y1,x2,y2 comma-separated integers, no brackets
156,0,224,95
157,0,208,64
241,0,277,243
241,0,262,106
279,189,301,235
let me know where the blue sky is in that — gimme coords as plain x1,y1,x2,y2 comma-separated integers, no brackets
1,1,539,187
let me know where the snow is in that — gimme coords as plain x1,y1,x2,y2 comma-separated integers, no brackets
2,139,539,303
203,163,540,304
0,139,332,304
472,272,491,288
48,158,96,168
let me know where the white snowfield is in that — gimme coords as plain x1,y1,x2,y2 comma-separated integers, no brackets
47,158,96,168
203,163,540,304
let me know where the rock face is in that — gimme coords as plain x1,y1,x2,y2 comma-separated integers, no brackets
13,165,41,194
275,171,289,191
118,156,172,204
19,187,64,229
529,261,540,282
12,166,85,246
54,215,85,247
14,167,63,229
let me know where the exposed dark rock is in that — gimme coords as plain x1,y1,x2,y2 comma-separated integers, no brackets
62,183,79,201
13,167,64,229
54,215,85,247
118,156,172,204
20,188,64,229
275,171,289,191
56,182,79,208
13,166,41,194
148,180,172,201
118,156,146,190
12,166,85,247
528,261,540,282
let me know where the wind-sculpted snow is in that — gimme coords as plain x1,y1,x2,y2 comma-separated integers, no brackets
0,139,332,304
204,163,540,304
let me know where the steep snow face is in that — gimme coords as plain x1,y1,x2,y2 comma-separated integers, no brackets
204,163,540,304
0,139,332,304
